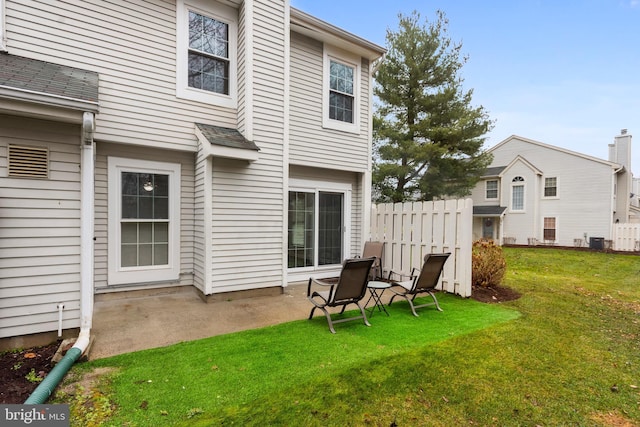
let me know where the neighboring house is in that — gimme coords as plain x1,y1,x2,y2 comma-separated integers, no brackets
0,0,385,345
468,132,637,247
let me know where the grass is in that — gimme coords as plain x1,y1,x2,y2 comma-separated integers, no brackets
56,248,640,426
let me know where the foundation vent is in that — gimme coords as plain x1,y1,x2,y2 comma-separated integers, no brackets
8,144,49,178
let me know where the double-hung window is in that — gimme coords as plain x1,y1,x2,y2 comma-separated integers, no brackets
544,177,557,198
485,180,498,200
188,11,229,95
329,60,354,123
108,158,181,285
543,217,557,241
176,0,237,107
323,45,360,133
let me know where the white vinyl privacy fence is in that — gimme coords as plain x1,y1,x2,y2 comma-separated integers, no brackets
613,223,640,251
370,199,473,297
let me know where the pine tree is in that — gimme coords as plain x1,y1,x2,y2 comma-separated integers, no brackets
373,10,494,202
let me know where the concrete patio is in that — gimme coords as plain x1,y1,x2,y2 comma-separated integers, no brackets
90,283,313,360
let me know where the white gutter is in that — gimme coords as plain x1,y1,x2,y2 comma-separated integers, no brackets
0,85,99,113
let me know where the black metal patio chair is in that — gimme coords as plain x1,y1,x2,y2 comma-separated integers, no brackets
387,253,451,316
307,257,375,333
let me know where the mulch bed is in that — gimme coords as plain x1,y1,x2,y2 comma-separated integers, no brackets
0,342,60,404
471,284,521,303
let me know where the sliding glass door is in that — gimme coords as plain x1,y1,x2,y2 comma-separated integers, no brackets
288,181,350,270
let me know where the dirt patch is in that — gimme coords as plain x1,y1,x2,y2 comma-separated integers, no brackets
470,284,521,303
0,341,60,404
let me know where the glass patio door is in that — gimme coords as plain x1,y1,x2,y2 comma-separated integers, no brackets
288,187,347,270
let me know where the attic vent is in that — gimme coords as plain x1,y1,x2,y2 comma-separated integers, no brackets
8,145,49,178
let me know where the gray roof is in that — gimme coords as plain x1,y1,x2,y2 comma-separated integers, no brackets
0,53,98,102
473,206,507,216
482,166,506,177
195,123,259,151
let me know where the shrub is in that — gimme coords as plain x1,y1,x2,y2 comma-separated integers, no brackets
472,240,506,288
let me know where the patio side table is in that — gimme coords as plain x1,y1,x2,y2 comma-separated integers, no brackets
365,281,391,316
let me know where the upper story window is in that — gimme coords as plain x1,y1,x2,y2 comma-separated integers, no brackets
188,11,229,95
544,177,557,198
329,60,354,123
485,180,498,200
323,45,360,134
511,176,525,211
176,0,237,108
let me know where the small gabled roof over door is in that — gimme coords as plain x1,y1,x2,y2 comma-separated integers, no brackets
195,123,260,162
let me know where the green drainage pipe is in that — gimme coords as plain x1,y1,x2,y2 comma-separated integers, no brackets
24,344,84,404
24,332,91,404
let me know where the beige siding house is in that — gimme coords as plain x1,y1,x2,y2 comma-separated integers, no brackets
469,133,636,247
0,0,385,346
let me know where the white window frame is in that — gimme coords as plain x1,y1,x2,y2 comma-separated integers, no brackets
543,176,558,199
510,176,525,212
176,0,237,108
108,157,181,285
287,179,352,281
322,45,360,134
485,179,498,200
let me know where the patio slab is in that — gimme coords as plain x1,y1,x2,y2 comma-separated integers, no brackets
90,283,313,360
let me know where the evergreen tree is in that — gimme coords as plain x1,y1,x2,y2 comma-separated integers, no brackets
373,10,494,202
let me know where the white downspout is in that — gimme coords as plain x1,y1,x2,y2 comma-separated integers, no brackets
24,112,96,404
77,111,95,352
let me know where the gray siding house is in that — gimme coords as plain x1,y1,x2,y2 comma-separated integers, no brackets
0,0,385,346
469,132,637,247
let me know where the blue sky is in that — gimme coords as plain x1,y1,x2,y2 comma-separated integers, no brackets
290,0,640,174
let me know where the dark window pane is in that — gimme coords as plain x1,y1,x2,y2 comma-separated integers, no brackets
122,195,138,219
138,196,153,219
122,172,138,195
154,197,169,219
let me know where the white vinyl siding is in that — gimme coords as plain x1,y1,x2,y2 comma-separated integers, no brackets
207,0,286,294
482,137,616,246
0,115,81,338
0,0,5,51
289,32,371,172
5,0,237,152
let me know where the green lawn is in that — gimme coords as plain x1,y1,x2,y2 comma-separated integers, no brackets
56,248,640,426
